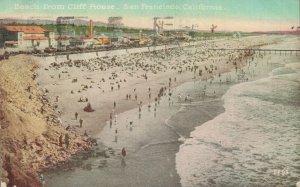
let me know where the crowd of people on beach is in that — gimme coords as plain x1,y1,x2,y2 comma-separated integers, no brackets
39,39,267,163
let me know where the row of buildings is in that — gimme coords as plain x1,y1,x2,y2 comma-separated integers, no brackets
0,25,191,51
0,25,152,50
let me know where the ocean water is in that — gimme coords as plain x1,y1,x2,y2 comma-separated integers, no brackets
176,56,300,187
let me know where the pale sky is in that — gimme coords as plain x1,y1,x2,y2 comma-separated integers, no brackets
0,0,299,31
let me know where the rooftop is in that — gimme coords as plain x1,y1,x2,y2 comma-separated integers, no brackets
0,26,49,34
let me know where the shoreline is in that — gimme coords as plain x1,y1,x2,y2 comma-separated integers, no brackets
40,35,286,186
44,47,267,187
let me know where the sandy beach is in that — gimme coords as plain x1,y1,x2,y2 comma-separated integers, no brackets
36,36,277,136
26,35,299,187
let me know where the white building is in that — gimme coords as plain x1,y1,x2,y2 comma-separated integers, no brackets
0,26,55,49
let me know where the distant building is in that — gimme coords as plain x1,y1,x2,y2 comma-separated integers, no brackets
69,38,94,48
0,26,55,49
108,17,123,28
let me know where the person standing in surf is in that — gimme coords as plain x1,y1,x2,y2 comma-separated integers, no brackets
121,147,127,167
121,147,126,158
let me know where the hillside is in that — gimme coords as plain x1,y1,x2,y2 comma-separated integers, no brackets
0,55,94,187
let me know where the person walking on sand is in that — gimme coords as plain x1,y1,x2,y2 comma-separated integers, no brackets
59,134,63,147
114,101,116,109
84,130,88,136
75,112,78,120
79,118,83,128
65,133,70,148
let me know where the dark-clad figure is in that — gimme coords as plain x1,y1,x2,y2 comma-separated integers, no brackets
59,134,63,147
121,147,126,158
79,118,83,128
75,112,78,120
65,133,70,148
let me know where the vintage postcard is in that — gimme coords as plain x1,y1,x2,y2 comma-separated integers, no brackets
0,0,299,187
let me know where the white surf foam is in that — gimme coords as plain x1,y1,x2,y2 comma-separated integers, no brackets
176,59,300,186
